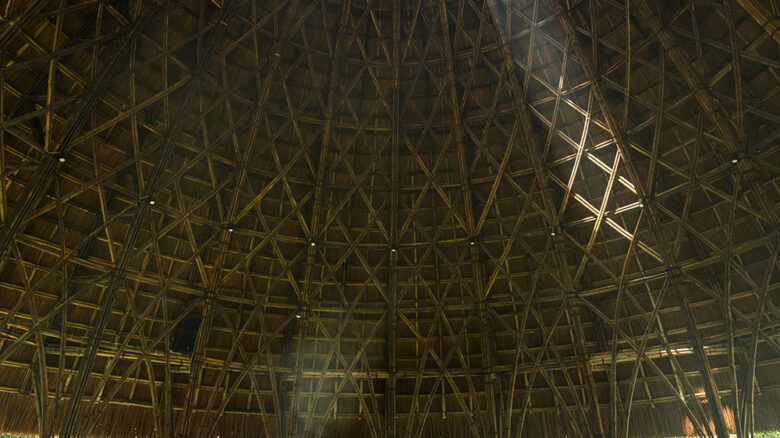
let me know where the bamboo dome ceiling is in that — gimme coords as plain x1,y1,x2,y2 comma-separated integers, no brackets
0,0,778,437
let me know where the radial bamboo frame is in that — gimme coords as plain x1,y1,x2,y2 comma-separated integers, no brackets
0,0,777,437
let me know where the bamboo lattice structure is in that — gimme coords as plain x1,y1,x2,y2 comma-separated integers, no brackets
0,0,778,437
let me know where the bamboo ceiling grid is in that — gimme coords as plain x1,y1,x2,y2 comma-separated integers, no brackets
0,0,778,437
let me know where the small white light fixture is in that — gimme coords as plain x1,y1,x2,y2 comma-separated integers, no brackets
226,223,235,233
638,197,646,208
308,238,316,247
468,236,477,246
549,226,558,237
57,154,66,163
295,313,302,319
148,199,156,205
390,244,397,253
730,152,740,164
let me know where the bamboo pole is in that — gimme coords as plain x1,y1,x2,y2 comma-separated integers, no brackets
735,0,780,44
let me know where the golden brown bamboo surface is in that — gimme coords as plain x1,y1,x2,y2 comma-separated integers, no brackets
0,0,778,437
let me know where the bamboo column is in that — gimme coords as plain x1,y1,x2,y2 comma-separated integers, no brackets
437,2,501,435
386,1,400,437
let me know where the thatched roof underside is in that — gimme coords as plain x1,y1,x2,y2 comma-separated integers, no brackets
0,0,778,437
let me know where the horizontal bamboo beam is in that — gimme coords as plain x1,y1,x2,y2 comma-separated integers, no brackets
2,382,779,418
